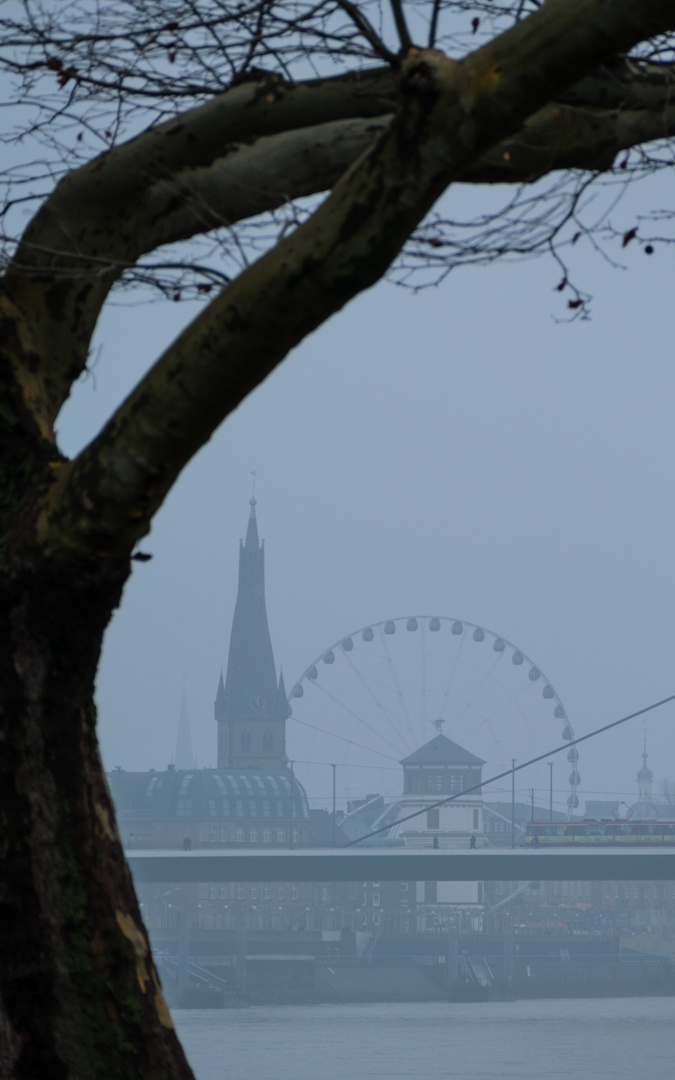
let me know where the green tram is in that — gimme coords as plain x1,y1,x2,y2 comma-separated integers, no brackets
524,820,675,845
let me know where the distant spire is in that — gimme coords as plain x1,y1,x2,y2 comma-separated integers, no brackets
215,670,225,702
637,732,653,799
175,689,195,771
277,669,291,721
221,498,279,722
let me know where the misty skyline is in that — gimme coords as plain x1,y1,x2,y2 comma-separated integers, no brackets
56,173,675,817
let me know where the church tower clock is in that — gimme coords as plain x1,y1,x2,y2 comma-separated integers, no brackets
215,498,290,768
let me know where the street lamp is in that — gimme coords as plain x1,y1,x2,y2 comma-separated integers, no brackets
511,759,516,848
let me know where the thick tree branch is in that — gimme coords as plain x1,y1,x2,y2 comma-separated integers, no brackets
4,4,675,443
39,0,675,561
1,66,396,430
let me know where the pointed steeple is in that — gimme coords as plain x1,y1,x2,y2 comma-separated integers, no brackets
216,498,288,768
222,498,278,718
175,689,195,771
277,669,291,721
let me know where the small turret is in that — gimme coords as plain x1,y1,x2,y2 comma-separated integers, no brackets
637,734,654,801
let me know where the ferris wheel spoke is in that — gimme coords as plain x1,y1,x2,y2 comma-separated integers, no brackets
340,645,412,752
290,714,401,763
300,676,406,760
447,650,506,732
288,614,575,816
377,623,416,749
438,630,467,727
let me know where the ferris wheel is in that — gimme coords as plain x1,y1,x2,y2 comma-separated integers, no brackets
287,616,579,817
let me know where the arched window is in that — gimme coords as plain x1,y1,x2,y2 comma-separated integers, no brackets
263,731,274,753
240,731,251,752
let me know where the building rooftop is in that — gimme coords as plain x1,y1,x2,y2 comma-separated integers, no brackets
400,733,485,767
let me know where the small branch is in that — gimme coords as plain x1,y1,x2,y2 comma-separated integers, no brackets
428,0,442,48
335,1,398,63
389,0,413,52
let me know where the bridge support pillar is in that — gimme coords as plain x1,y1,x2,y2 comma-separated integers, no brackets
178,919,189,998
235,929,247,993
447,926,459,989
503,927,515,998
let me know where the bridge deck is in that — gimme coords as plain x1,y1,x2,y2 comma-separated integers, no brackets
127,847,675,883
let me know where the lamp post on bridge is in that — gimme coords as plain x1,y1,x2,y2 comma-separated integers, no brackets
511,759,516,849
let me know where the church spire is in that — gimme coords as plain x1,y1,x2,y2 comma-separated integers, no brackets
216,498,287,768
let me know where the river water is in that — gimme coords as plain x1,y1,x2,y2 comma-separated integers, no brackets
174,997,674,1080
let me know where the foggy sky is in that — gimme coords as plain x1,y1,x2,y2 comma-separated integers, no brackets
57,172,675,817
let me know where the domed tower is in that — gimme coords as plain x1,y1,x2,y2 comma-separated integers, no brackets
215,498,290,768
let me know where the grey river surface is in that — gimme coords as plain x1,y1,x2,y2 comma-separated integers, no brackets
174,997,674,1080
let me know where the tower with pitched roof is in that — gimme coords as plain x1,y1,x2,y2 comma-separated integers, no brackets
215,498,290,768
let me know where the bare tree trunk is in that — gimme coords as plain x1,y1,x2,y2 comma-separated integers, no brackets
0,433,193,1078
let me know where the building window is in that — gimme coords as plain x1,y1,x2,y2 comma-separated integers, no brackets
251,885,257,899
250,827,258,843
264,885,271,900
236,884,244,899
321,887,328,901
263,732,274,752
409,774,419,793
276,828,286,843
291,885,298,900
220,826,228,842
372,893,380,906
263,828,271,843
435,774,442,792
292,828,299,844
400,882,408,892
220,885,228,899
209,825,217,842
426,774,434,793
277,885,285,900
240,732,251,753
236,826,245,843
427,809,440,830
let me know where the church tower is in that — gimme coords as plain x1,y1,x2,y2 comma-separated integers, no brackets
215,498,290,768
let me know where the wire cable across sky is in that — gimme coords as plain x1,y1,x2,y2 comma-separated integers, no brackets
344,692,675,846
